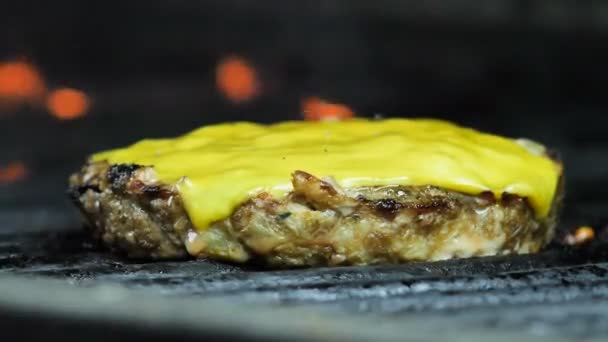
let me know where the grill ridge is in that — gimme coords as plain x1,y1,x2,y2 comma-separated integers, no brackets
1,227,608,340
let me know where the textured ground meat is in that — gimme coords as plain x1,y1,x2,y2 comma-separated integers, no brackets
68,161,562,267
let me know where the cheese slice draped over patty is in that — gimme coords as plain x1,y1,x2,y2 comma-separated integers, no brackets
92,118,561,230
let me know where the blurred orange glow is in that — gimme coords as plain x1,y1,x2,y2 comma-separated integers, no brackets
564,225,595,245
0,161,27,183
574,226,595,243
0,62,46,104
216,56,258,103
46,88,90,120
302,97,355,121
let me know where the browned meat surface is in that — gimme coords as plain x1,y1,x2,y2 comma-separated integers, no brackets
68,161,562,267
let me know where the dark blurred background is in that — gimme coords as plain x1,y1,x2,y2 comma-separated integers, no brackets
1,0,607,232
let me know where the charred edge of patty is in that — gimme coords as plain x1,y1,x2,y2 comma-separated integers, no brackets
68,160,563,266
68,162,190,259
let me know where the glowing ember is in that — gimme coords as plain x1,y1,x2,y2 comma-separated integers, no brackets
0,161,27,183
302,97,355,121
564,226,595,245
0,61,46,105
216,56,259,103
46,88,90,120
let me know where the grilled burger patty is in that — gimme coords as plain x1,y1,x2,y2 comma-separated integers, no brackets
69,160,562,266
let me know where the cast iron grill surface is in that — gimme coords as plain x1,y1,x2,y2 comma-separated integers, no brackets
1,211,608,341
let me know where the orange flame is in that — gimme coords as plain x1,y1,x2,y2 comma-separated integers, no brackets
46,88,90,120
301,97,355,121
0,62,46,105
564,226,595,246
0,161,27,183
575,226,595,241
216,56,259,103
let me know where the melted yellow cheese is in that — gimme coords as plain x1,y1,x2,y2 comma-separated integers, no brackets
92,118,561,230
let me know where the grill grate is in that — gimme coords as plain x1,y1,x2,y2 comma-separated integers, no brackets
1,215,608,340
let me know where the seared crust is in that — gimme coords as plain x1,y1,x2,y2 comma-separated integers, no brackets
68,161,562,266
68,163,190,259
